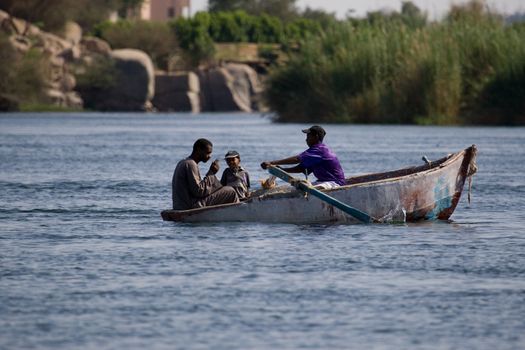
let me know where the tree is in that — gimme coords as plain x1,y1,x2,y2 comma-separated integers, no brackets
251,0,298,21
0,0,76,33
0,0,146,33
171,12,215,68
0,32,48,107
208,0,298,21
363,1,426,29
97,20,177,69
400,1,427,28
301,7,337,28
209,0,247,12
446,0,499,23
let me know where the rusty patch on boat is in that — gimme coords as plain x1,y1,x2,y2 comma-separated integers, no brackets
320,201,337,217
437,191,462,220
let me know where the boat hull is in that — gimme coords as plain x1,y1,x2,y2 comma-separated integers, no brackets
161,146,477,224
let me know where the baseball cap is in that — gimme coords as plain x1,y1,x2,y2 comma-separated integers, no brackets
302,125,326,138
224,150,240,159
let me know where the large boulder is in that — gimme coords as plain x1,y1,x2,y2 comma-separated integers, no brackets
0,9,8,22
62,21,82,46
0,9,40,36
33,31,71,57
226,63,263,110
112,49,154,95
78,49,154,111
8,35,31,53
153,72,200,112
65,91,83,108
80,36,111,56
199,63,262,112
0,10,82,109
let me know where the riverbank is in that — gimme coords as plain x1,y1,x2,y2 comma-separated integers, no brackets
1,2,524,124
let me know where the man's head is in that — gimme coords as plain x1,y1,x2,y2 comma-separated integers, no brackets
224,150,241,169
192,138,213,163
302,125,326,146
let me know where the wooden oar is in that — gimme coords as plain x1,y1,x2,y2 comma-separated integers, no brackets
267,166,377,224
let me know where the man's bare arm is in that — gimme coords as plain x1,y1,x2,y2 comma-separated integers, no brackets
260,156,300,169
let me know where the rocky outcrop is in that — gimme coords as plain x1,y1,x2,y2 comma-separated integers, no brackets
0,11,155,112
1,9,265,113
152,63,263,113
198,63,263,112
0,10,82,109
226,63,263,110
153,72,200,112
112,49,155,110
78,49,154,111
80,36,111,56
62,21,82,46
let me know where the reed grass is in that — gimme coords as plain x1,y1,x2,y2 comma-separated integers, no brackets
266,9,525,125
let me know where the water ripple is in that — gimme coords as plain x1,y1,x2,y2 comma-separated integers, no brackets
1,113,524,350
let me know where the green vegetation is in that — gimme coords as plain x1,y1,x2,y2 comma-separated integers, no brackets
94,20,177,70
18,104,81,112
169,12,216,68
209,0,298,21
266,2,525,125
169,10,324,68
93,10,321,69
74,56,119,110
1,0,523,123
171,10,324,45
0,0,145,33
0,33,49,110
89,10,325,69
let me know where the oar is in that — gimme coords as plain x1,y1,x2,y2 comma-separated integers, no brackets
267,166,377,224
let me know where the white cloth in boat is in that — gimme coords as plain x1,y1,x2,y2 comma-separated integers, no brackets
289,178,340,190
312,181,340,190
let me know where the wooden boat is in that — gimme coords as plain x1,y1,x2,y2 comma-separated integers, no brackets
161,145,478,224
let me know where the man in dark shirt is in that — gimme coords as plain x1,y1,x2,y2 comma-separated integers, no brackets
260,125,346,188
172,138,239,210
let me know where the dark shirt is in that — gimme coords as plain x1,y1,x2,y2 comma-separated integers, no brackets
220,166,250,199
172,158,222,210
298,143,346,186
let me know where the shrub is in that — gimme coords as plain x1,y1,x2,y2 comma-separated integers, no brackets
170,12,216,68
75,55,119,109
251,14,284,43
265,4,525,125
0,0,140,34
0,33,49,108
94,20,177,70
209,11,249,42
168,10,324,67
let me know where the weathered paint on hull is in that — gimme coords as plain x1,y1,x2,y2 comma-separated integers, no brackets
161,146,477,224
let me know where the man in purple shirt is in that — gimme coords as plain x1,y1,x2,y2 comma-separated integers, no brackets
260,125,346,188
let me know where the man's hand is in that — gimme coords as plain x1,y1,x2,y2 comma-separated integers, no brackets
209,159,220,175
260,161,272,170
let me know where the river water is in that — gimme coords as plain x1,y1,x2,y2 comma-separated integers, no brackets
1,113,524,349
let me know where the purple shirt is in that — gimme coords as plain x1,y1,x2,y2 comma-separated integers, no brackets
298,143,346,186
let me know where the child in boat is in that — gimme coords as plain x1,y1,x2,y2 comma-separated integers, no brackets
221,150,251,199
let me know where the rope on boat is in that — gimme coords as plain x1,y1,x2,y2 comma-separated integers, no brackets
260,175,277,189
466,146,478,204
